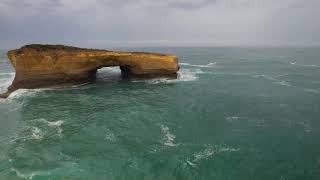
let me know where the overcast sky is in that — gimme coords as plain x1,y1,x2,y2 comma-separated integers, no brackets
0,0,320,48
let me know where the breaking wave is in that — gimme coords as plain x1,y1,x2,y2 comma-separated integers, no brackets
11,168,38,180
7,118,66,143
252,74,291,87
36,118,64,127
0,72,14,93
297,121,312,133
35,118,64,137
0,72,15,75
7,89,43,99
161,125,177,147
225,116,241,122
1,64,207,97
105,129,116,142
304,88,320,94
0,72,45,101
177,68,204,81
97,67,122,81
31,127,44,140
180,62,217,68
133,68,206,84
290,62,320,68
186,145,239,167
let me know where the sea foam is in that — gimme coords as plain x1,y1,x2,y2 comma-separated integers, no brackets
7,89,43,99
179,62,217,68
31,127,44,140
0,72,14,92
161,125,177,147
36,118,64,127
177,68,203,81
252,74,291,87
186,145,239,167
290,62,320,68
133,68,205,84
304,88,320,94
105,130,116,142
225,116,241,122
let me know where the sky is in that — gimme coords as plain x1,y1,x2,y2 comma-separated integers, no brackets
0,0,320,48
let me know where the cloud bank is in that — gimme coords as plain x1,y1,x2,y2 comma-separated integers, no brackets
0,0,319,48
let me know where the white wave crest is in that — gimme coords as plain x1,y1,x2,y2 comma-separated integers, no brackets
186,145,239,167
98,67,122,74
252,74,291,87
7,89,42,99
36,118,64,137
0,72,15,75
143,78,176,84
179,62,217,68
225,116,241,122
161,125,177,147
105,129,116,142
193,147,216,163
31,127,44,140
97,67,122,80
297,121,312,133
10,168,52,179
37,118,64,127
0,72,14,93
133,68,205,84
290,62,320,68
179,63,191,66
177,68,203,81
304,88,320,94
274,81,291,87
71,82,91,88
11,168,37,179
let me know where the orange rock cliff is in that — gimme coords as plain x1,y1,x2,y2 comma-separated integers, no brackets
0,44,179,98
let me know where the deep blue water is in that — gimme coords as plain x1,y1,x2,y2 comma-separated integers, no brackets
0,47,320,180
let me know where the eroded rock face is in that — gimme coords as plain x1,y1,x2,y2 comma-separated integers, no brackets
0,44,179,98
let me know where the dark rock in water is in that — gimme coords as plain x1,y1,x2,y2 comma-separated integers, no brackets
0,91,11,98
0,44,179,98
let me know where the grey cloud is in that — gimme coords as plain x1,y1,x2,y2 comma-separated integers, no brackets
96,0,217,10
0,0,62,12
0,0,320,48
167,0,216,10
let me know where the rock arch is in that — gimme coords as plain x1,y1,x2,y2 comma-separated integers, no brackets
0,44,179,98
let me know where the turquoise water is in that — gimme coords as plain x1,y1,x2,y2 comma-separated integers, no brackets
0,47,320,180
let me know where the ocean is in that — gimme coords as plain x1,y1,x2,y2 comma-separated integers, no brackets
0,47,320,179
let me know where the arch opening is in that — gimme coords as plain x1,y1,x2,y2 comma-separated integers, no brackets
95,65,133,82
96,66,122,82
